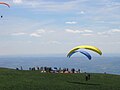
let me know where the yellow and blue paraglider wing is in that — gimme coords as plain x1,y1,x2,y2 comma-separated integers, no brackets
67,45,102,57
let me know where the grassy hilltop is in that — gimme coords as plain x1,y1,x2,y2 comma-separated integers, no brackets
0,68,120,90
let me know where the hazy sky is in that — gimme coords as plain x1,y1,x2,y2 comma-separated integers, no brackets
0,0,120,55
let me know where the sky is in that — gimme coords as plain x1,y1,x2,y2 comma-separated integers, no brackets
0,0,120,56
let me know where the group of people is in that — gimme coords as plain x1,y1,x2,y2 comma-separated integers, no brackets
16,66,91,81
16,66,81,74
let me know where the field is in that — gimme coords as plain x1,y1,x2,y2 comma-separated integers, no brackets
0,68,120,90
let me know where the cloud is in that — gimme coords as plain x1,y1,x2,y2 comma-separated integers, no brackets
81,33,93,36
29,29,46,38
97,32,108,35
11,32,26,36
77,11,85,14
97,29,120,36
65,29,93,34
80,11,85,14
84,30,93,33
30,33,41,37
10,29,55,38
30,29,55,38
13,0,22,4
36,29,46,34
65,21,77,24
65,29,83,34
110,29,120,33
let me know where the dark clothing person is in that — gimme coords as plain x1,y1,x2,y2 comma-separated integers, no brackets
63,68,66,73
44,67,47,71
32,67,35,71
20,66,23,70
29,67,31,70
54,67,57,70
78,69,80,73
85,73,90,81
37,67,39,70
85,74,88,81
16,68,19,70
88,74,90,80
71,68,75,73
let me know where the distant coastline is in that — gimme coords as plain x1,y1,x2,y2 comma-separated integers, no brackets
0,56,120,75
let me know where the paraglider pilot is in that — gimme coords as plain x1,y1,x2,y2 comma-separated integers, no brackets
1,16,3,18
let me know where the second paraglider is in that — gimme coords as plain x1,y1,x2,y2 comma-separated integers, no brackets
0,2,10,18
0,2,10,8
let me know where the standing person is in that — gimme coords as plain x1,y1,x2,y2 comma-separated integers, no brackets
58,67,61,73
37,66,39,70
78,69,80,73
88,73,91,80
16,67,19,70
29,67,31,70
85,72,88,81
20,66,23,70
71,68,75,73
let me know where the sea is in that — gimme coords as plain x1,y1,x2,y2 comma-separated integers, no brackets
0,56,120,75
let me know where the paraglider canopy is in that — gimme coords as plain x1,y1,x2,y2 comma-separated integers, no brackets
0,2,10,18
67,45,102,59
0,2,10,8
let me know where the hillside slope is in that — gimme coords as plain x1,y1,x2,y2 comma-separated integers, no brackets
0,68,120,90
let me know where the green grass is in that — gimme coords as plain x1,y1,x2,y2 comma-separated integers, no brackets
0,68,120,90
